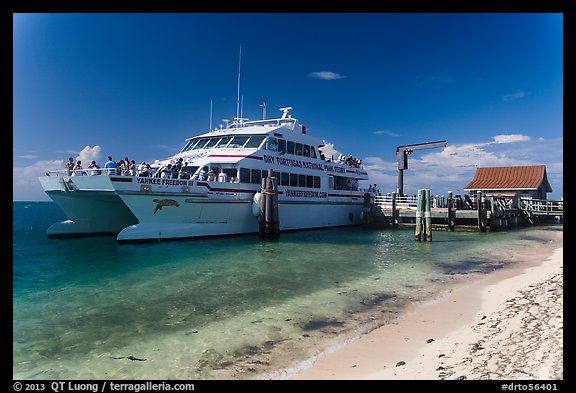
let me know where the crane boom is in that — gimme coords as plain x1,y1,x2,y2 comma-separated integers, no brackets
395,140,447,195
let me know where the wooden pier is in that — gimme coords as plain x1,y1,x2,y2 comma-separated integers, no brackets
369,192,562,233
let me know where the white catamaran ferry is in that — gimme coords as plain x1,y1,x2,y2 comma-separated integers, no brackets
40,107,372,242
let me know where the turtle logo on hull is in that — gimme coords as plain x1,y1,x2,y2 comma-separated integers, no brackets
153,199,180,214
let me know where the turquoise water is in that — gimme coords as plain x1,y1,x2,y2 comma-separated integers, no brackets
13,201,562,379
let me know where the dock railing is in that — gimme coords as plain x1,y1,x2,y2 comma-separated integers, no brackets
519,198,563,216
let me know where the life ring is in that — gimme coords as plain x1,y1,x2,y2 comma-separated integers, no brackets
252,192,262,218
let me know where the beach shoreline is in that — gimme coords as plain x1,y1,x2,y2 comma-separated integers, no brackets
284,234,563,380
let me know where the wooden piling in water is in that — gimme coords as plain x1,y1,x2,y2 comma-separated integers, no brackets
477,190,486,232
259,169,280,238
425,189,432,241
447,191,455,231
415,189,423,241
392,192,398,228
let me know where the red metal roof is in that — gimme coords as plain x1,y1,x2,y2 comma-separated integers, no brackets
464,165,552,192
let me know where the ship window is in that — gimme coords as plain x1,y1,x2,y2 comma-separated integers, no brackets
215,136,231,148
273,171,280,180
192,138,208,150
204,138,219,149
287,141,295,155
295,143,303,156
223,168,237,180
281,172,290,186
290,173,298,186
251,169,262,184
314,176,320,188
303,145,311,157
306,175,314,188
298,174,306,187
267,137,278,151
244,135,266,148
239,168,251,183
228,136,249,148
278,139,286,154
310,147,317,159
180,141,193,153
328,175,335,189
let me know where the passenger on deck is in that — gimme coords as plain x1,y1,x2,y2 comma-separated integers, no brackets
87,160,101,175
104,156,118,175
129,160,136,176
179,162,190,179
160,164,173,179
206,170,216,182
64,157,75,176
217,168,228,182
351,179,359,190
137,162,147,177
72,160,86,176
197,166,208,181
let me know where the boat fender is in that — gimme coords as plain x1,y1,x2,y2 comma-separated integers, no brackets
252,192,262,218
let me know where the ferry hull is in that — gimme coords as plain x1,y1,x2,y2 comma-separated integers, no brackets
39,176,138,237
116,192,364,242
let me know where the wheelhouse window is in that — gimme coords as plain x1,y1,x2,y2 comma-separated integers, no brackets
228,136,249,148
244,135,266,148
287,141,295,155
303,145,311,158
180,141,193,153
192,138,208,150
215,136,231,148
204,137,219,149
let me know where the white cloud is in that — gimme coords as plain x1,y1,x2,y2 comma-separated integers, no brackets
16,155,39,159
373,130,400,137
362,135,563,199
308,71,346,80
502,90,526,101
491,134,531,144
13,159,64,201
76,145,102,164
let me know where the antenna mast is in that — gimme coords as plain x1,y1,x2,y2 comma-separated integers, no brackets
260,98,267,120
209,99,213,131
236,45,242,122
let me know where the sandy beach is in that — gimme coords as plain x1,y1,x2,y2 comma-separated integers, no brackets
287,239,563,380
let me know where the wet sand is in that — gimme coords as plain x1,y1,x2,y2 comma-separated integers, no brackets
286,240,563,380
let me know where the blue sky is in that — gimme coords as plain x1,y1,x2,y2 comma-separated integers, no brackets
13,13,563,200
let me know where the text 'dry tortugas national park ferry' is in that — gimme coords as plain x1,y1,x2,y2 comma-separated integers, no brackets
40,107,372,242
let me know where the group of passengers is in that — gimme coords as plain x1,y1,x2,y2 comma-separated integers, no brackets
337,154,363,168
65,155,231,182
65,157,102,176
193,166,228,182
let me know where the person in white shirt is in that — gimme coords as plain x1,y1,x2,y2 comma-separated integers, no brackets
217,168,228,182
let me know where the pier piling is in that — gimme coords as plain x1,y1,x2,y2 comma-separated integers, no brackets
415,189,423,241
477,190,486,232
447,191,455,231
259,169,279,238
425,189,432,241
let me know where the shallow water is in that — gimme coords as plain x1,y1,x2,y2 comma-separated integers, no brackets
12,201,562,379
